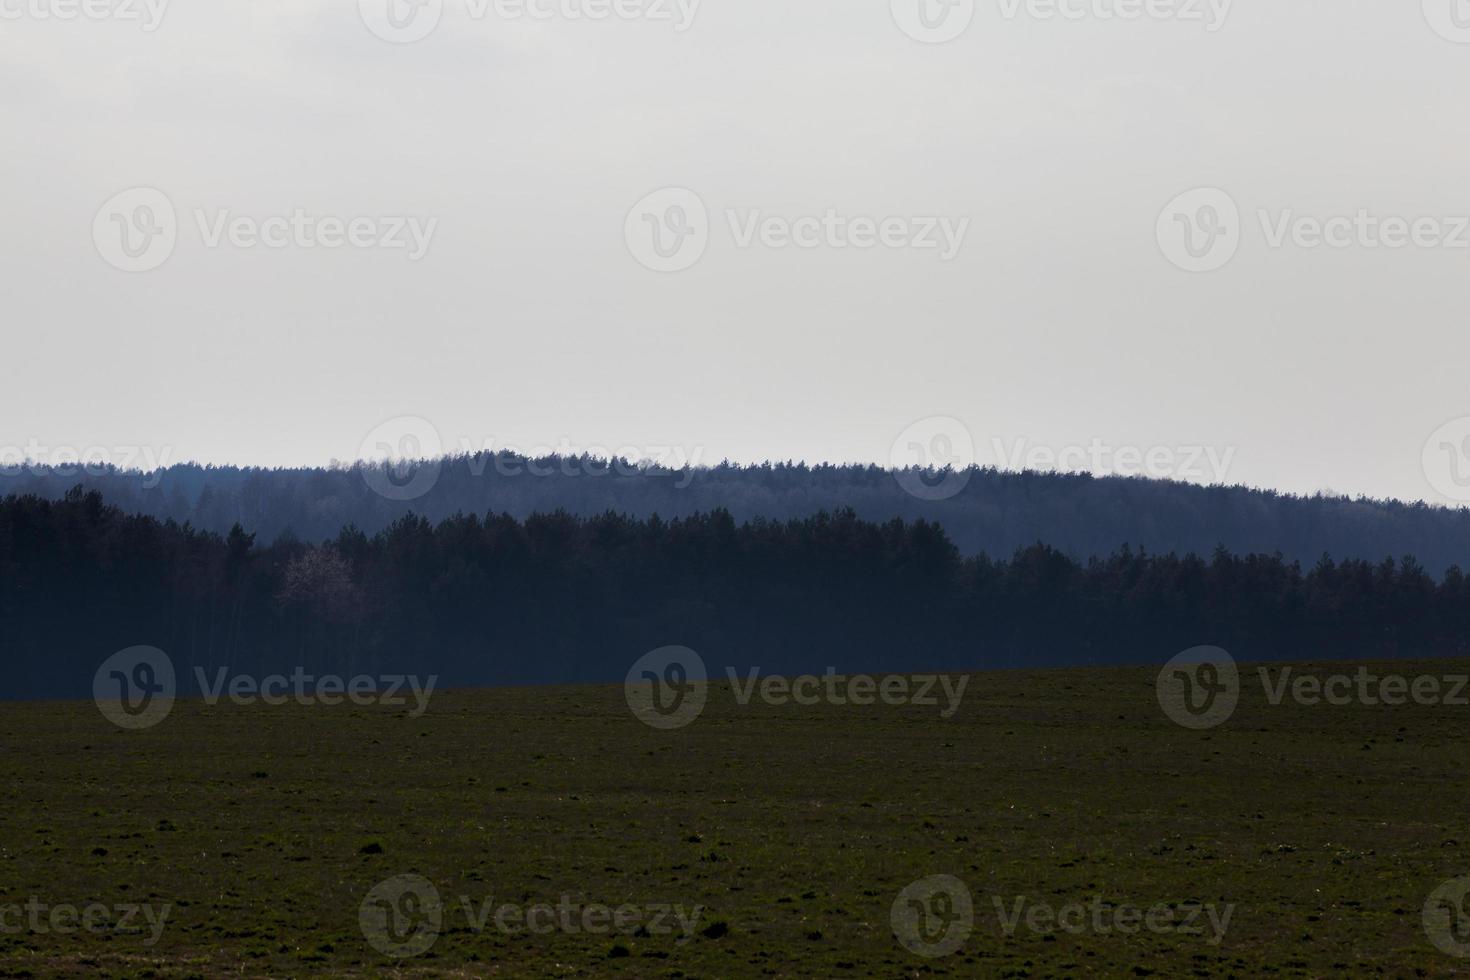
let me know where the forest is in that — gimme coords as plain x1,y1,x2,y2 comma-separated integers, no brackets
3,488,1465,701
3,455,1470,574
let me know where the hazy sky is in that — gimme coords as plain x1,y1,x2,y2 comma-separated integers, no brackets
4,0,1470,504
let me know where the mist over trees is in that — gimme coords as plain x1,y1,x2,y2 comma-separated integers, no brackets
3,454,1469,572
4,489,1468,701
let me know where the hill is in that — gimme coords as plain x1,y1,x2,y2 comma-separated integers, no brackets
4,455,1469,571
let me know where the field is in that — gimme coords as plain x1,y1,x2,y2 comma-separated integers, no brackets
3,659,1470,977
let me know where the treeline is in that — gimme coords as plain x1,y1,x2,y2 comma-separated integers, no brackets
3,489,1467,701
4,456,1470,574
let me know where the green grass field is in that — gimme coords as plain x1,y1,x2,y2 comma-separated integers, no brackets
3,660,1470,977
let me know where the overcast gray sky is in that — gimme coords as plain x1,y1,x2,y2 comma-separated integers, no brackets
4,0,1470,503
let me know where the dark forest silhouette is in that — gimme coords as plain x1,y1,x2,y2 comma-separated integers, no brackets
4,454,1470,574
4,488,1466,701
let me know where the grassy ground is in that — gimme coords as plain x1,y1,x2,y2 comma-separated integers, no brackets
2,659,1470,977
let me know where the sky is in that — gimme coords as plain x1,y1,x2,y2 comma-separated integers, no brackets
4,0,1470,504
